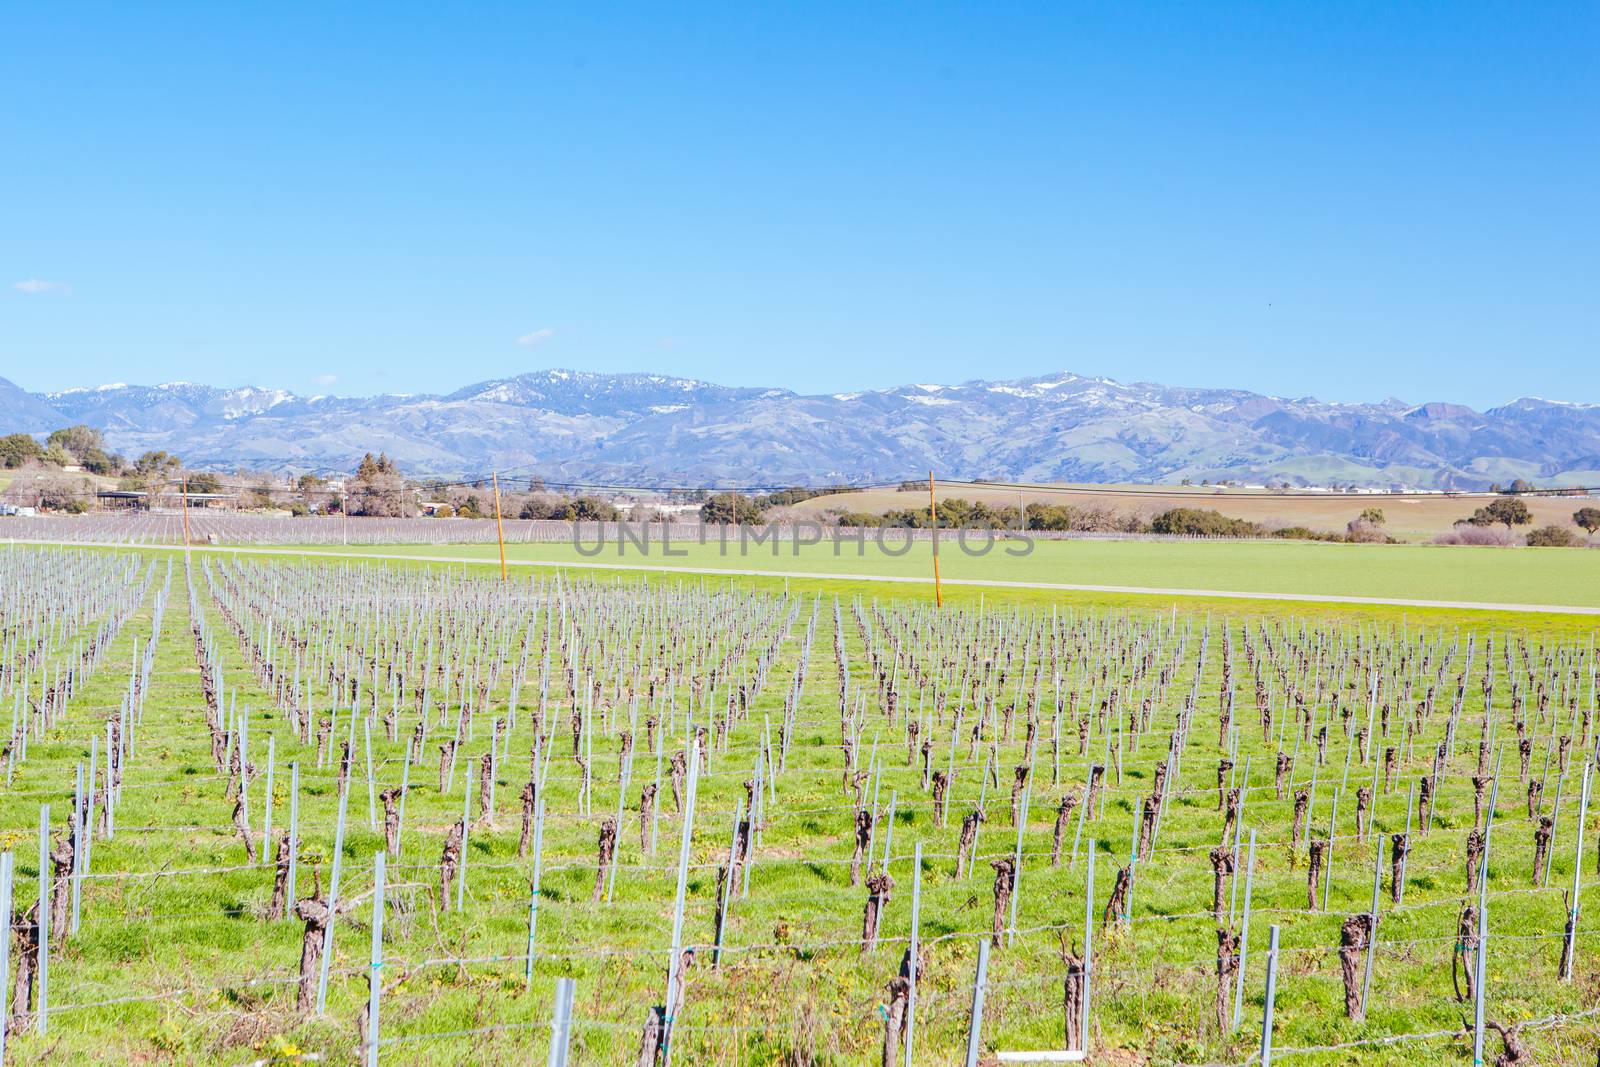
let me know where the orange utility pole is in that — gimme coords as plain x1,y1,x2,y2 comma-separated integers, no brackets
492,471,508,582
929,470,942,608
181,477,191,546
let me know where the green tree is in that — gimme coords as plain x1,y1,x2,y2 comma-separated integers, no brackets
1463,497,1532,530
700,493,765,525
563,496,620,522
186,471,224,495
351,453,409,516
1358,507,1386,526
46,425,106,459
1574,507,1600,539
0,433,42,469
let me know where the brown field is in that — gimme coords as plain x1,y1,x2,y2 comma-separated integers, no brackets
790,481,1600,542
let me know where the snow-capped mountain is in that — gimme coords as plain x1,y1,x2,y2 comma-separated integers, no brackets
2,369,1597,489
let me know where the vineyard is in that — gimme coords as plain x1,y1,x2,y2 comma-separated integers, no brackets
1,544,1598,1064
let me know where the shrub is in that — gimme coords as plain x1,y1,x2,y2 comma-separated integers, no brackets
1344,518,1387,544
700,493,765,525
1525,525,1580,548
1149,508,1264,538
1433,525,1515,547
1273,526,1340,542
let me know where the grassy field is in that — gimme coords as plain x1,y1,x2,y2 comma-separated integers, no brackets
1,544,1598,1065
790,483,1600,543
246,535,1600,611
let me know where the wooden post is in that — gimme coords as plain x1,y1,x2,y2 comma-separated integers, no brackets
928,472,942,608
964,939,990,1067
492,471,508,582
366,851,386,1067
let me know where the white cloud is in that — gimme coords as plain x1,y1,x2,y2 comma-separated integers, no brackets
12,278,69,294
516,328,555,347
312,372,339,386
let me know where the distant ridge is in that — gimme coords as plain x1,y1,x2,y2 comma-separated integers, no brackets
1,370,1596,490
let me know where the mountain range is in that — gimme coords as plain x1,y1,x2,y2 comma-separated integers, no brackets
2,370,1597,490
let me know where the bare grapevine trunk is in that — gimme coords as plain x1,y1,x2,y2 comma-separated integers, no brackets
381,787,402,855
1101,865,1131,931
1339,914,1373,1020
268,832,292,921
1307,839,1326,910
861,872,893,955
1052,792,1079,866
439,819,463,910
1210,847,1234,920
1063,948,1086,1050
1533,816,1553,885
476,752,494,825
233,797,257,864
1010,764,1030,826
639,783,657,852
669,752,686,813
592,817,618,903
293,894,331,1012
956,809,982,879
1390,833,1408,903
851,808,873,887
989,859,1014,947
1215,927,1239,1032
7,905,39,1035
1454,904,1478,1002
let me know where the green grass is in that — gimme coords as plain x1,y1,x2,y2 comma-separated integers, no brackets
218,535,1600,610
2,546,1598,1064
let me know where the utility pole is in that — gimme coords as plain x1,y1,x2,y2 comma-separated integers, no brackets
492,471,508,581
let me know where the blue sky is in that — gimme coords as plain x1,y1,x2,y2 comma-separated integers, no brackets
2,3,1595,408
